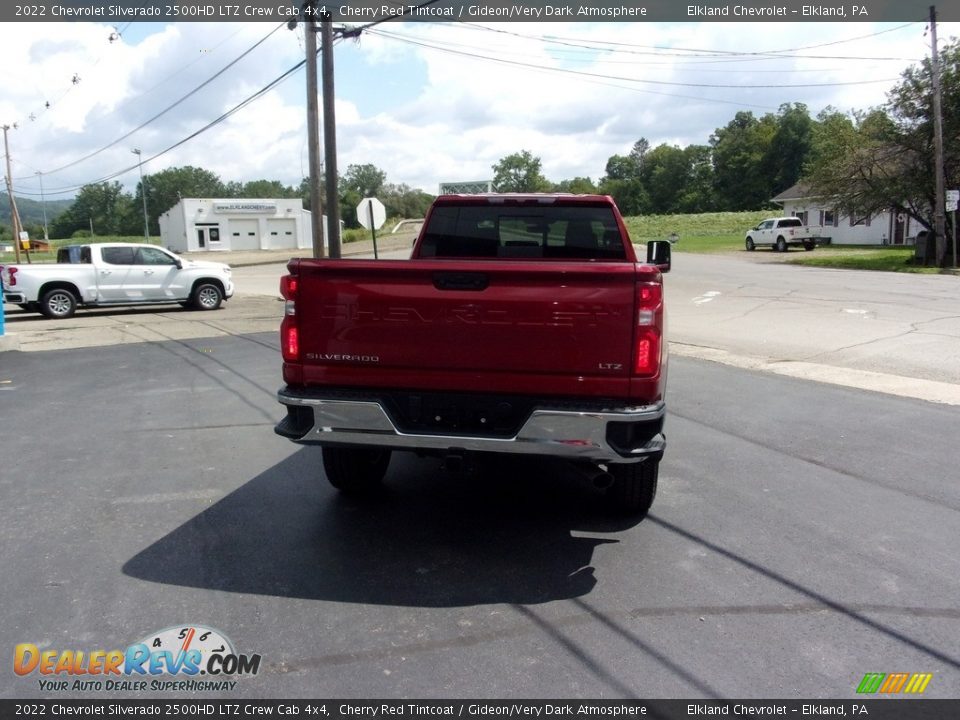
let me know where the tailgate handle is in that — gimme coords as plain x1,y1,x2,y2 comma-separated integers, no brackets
433,272,489,291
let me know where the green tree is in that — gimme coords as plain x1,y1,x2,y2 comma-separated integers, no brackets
138,166,225,235
805,40,960,264
710,111,778,210
338,164,387,227
341,164,387,198
50,182,134,238
241,179,298,198
677,145,717,213
762,103,814,196
222,180,244,198
599,140,650,215
381,183,433,219
552,177,598,194
642,144,692,214
492,150,550,192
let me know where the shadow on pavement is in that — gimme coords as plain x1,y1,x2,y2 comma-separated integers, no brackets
123,449,643,607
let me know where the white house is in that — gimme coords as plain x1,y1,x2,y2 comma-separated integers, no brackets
159,198,314,253
771,183,921,246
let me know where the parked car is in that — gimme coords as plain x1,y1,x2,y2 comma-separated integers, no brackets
745,217,829,252
1,243,233,319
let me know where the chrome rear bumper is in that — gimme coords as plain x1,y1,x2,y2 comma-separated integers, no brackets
276,388,665,464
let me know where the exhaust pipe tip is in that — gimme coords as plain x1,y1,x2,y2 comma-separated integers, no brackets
572,462,615,490
592,472,614,490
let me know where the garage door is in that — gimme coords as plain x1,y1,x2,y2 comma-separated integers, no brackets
230,219,260,250
265,219,297,249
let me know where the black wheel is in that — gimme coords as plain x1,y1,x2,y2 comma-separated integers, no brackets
775,237,787,253
745,237,755,251
606,459,658,517
803,241,815,251
191,282,223,311
39,288,77,319
322,446,391,494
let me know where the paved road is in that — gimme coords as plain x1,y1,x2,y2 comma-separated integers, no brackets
2,335,958,699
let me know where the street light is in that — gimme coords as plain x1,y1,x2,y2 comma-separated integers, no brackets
131,148,149,242
35,171,49,242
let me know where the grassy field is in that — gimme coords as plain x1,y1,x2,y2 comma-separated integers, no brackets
624,210,768,253
786,247,942,274
623,211,953,273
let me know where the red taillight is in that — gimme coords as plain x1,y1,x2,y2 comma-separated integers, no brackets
282,320,299,362
633,281,663,377
280,275,297,300
6,266,17,287
634,331,660,376
280,273,299,362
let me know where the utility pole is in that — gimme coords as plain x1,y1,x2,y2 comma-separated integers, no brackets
3,124,22,263
930,5,947,266
321,13,341,259
131,148,149,242
303,0,325,259
36,171,49,242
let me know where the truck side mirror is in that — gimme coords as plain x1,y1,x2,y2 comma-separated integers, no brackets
646,240,671,273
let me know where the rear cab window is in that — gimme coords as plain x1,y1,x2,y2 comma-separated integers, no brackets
419,204,628,260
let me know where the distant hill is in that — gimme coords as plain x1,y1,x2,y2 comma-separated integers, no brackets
0,194,73,228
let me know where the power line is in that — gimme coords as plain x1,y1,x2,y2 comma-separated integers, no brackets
16,52,310,197
369,27,901,89
460,21,925,63
27,22,288,180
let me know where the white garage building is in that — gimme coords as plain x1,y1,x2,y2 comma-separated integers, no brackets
159,198,314,253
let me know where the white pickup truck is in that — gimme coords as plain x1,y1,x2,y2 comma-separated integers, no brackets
1,243,233,319
744,217,828,252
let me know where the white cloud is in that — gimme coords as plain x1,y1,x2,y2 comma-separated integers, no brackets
1,19,956,201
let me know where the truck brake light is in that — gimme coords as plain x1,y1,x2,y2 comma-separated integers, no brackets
634,282,663,377
6,266,17,287
282,323,299,361
280,274,299,361
280,275,297,301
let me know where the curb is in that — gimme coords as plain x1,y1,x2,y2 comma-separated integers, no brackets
670,342,960,407
0,333,20,352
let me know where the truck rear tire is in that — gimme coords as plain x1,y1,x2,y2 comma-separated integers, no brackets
607,459,658,517
322,447,391,494
803,241,815,251
775,237,787,253
39,288,78,319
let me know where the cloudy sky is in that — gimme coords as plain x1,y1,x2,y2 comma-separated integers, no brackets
1,19,957,203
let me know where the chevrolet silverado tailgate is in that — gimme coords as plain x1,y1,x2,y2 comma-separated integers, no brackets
290,259,648,397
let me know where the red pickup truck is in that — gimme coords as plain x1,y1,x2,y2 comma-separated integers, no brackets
275,194,671,516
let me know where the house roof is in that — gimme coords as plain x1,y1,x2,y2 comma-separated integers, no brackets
771,183,818,203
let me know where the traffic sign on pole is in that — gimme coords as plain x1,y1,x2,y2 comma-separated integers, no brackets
946,189,959,212
356,197,386,258
356,198,386,230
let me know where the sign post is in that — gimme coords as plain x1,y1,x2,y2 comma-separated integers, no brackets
356,197,386,259
947,189,958,268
